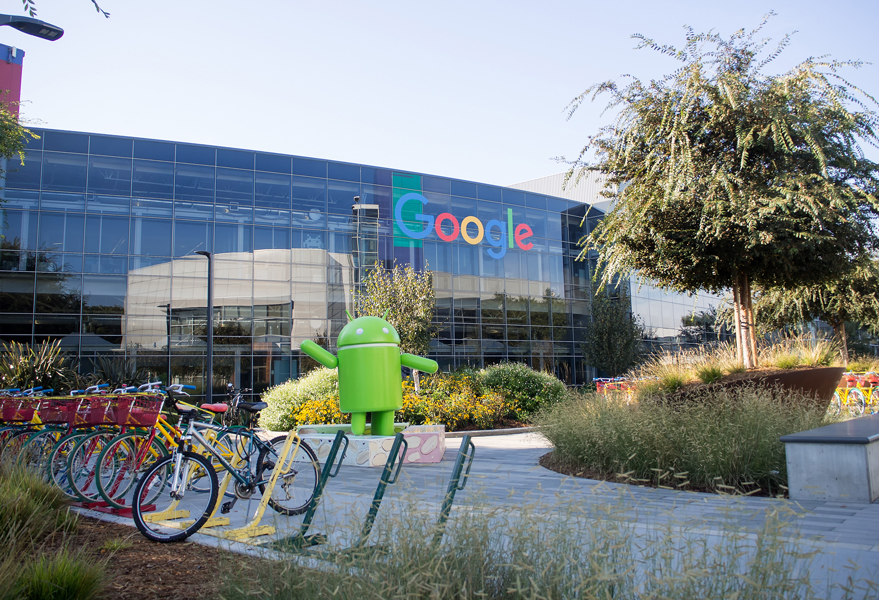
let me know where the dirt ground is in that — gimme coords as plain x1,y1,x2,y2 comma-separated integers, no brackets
44,516,248,600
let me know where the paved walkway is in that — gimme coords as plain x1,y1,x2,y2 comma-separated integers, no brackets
82,432,879,597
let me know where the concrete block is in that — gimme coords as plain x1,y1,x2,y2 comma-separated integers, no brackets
784,442,878,503
297,423,445,467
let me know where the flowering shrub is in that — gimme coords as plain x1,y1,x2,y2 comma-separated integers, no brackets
398,374,508,431
477,363,567,419
259,367,340,431
261,363,566,431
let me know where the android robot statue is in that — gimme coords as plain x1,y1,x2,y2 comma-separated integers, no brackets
299,312,438,436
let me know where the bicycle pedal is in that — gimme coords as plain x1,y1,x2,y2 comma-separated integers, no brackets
221,499,237,514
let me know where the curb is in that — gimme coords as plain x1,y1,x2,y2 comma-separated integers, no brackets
446,426,540,438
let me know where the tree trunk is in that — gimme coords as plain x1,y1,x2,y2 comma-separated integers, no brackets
743,273,758,367
833,321,849,368
732,280,744,366
734,273,756,370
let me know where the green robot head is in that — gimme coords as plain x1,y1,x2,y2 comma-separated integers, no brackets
336,316,400,348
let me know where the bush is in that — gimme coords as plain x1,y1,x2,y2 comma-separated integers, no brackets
259,368,339,431
535,384,829,495
0,340,78,393
399,373,509,431
477,363,566,419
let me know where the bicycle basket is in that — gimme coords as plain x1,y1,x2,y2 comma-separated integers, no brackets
117,395,162,427
71,397,117,427
1,398,37,422
37,399,74,424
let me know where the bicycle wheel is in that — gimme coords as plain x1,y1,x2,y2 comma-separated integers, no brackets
828,391,842,417
0,430,33,463
848,388,867,417
67,430,120,502
96,431,168,509
257,435,319,516
17,429,63,476
132,451,218,543
47,431,90,498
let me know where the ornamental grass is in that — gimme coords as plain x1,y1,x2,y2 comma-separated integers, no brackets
535,384,830,496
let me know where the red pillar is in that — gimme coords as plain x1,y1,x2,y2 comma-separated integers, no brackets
0,43,25,115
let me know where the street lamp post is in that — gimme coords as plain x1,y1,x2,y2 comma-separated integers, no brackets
195,251,213,403
0,15,63,40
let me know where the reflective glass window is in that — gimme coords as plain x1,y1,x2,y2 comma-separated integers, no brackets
0,250,28,272
40,192,85,212
451,195,476,218
88,156,132,195
294,209,325,229
85,214,128,254
451,180,476,198
82,275,127,314
481,251,502,278
176,144,215,165
547,197,570,214
501,188,525,206
175,164,214,202
254,226,291,250
291,175,326,212
477,200,500,226
23,130,42,151
35,272,81,313
37,253,81,273
42,152,87,193
174,201,213,220
360,167,392,186
43,131,88,153
215,203,253,223
296,230,325,251
256,153,291,174
255,171,291,209
215,223,253,254
456,245,478,276
254,207,291,226
132,160,174,199
422,175,451,195
434,242,452,272
130,217,172,256
1,209,38,250
0,272,34,312
525,208,547,238
327,180,359,214
217,148,254,170
86,195,129,214
0,314,33,337
4,151,41,189
90,135,132,158
83,255,127,275
360,184,392,215
503,252,524,279
478,185,502,203
132,198,172,217
547,211,562,239
1,189,39,209
216,168,254,204
134,139,175,161
82,315,123,347
525,193,547,210
174,221,212,256
292,157,326,178
39,212,84,253
328,162,359,182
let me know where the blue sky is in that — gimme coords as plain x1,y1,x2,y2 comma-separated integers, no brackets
3,0,877,187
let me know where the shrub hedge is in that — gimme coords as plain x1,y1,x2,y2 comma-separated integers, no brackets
260,362,565,432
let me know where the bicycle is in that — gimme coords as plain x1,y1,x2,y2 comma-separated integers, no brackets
131,392,318,542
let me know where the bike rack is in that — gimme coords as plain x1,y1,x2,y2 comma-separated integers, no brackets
432,434,475,547
198,430,307,542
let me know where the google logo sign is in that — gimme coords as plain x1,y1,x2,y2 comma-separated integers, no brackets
394,192,533,260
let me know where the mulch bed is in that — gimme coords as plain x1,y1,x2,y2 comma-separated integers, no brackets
40,516,254,600
538,450,784,498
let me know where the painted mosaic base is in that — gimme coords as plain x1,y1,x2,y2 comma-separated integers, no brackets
296,423,446,467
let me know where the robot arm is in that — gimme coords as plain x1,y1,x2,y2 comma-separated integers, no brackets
300,340,338,369
401,353,438,374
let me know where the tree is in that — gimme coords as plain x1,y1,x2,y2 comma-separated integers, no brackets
0,102,37,184
581,286,646,377
354,262,435,357
754,259,879,366
20,0,110,18
566,14,879,369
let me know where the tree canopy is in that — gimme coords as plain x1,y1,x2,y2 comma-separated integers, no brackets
354,262,435,357
754,258,879,364
581,285,645,377
567,14,879,368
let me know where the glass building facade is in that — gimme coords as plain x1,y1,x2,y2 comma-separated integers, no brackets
0,129,722,398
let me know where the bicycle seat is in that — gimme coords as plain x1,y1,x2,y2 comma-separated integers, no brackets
201,403,229,413
237,401,268,413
